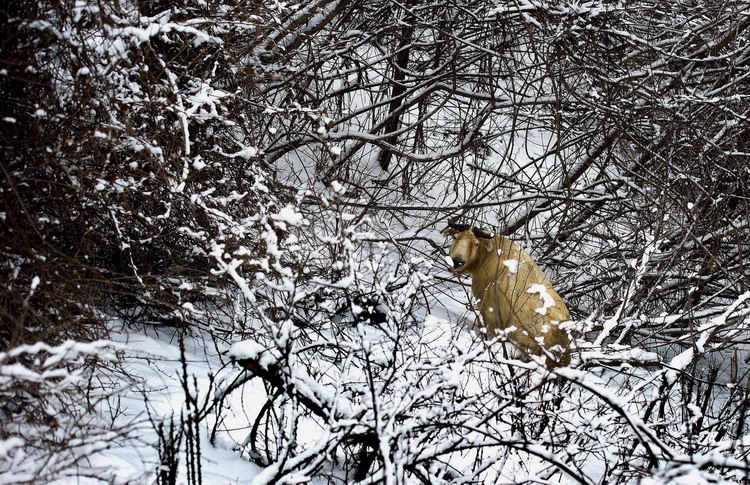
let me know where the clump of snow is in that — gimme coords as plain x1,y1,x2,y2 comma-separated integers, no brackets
229,340,280,369
580,347,659,364
330,180,346,194
0,339,118,368
527,283,556,315
503,259,520,274
181,302,204,316
668,348,694,377
29,276,41,296
227,146,258,159
0,437,24,461
271,204,304,228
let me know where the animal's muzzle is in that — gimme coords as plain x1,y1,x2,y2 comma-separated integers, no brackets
452,259,465,269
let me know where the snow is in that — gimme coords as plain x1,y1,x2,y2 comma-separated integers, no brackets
229,340,280,369
271,204,304,227
9,1,750,482
0,438,24,461
225,146,258,160
79,328,263,484
527,283,556,315
503,258,520,274
0,326,269,484
5,264,746,483
29,276,40,296
668,348,694,374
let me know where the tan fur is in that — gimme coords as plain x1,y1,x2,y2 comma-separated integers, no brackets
445,227,571,369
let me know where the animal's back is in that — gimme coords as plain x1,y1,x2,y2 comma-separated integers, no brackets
472,236,571,366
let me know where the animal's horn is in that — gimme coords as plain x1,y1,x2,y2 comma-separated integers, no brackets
447,222,471,232
442,222,472,237
471,227,494,239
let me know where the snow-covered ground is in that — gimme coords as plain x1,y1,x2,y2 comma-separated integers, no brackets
38,325,265,484
3,289,745,484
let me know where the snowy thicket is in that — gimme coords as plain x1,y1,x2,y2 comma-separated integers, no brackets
2,0,750,483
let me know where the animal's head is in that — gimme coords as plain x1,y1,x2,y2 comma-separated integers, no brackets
442,223,495,273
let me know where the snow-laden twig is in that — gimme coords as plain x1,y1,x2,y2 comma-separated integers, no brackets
667,291,750,382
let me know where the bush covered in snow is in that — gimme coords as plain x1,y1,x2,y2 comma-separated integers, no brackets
2,0,750,483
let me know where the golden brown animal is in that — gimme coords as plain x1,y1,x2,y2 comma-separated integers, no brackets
443,224,571,368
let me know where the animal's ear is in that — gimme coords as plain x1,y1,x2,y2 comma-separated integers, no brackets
470,227,494,252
